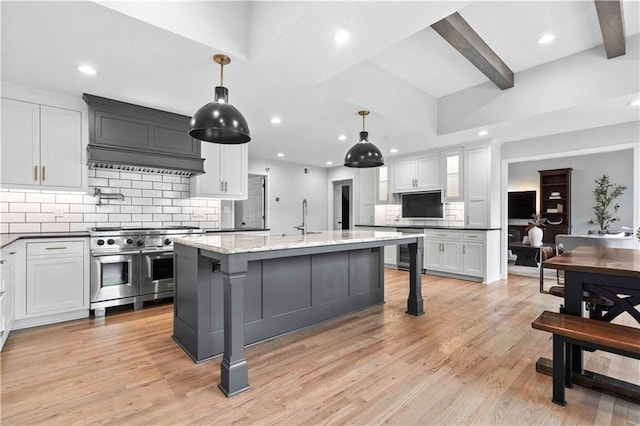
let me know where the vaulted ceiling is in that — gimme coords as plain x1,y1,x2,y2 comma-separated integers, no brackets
2,1,639,167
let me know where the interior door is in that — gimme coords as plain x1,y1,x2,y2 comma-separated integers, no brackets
333,183,342,230
241,175,264,228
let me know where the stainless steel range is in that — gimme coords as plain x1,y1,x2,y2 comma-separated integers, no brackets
89,226,204,317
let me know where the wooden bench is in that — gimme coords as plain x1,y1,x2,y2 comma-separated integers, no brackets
532,310,640,405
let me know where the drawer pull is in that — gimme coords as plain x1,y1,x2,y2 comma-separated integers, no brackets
45,247,68,250
8,252,16,255
437,234,447,237
467,235,477,238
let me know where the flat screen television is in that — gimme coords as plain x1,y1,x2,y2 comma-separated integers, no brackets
401,191,444,219
508,190,536,219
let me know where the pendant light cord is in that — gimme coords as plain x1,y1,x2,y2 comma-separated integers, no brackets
362,114,365,131
219,63,224,86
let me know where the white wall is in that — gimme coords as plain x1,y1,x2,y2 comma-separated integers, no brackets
508,149,634,235
248,157,328,234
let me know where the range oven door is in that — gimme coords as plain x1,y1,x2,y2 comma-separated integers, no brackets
91,252,140,302
140,250,174,296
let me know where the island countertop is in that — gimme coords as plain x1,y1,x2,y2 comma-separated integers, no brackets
173,229,421,255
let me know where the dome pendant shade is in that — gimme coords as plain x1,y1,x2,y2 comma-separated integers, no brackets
188,54,251,144
344,111,384,168
188,87,251,144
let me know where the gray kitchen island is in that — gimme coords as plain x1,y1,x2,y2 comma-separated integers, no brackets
172,230,424,397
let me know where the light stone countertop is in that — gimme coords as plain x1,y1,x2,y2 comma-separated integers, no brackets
174,229,422,255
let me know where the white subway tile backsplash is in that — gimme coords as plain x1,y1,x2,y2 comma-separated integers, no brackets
97,222,118,228
108,179,132,189
120,205,142,214
10,203,41,213
69,204,96,213
152,182,172,191
131,197,153,206
96,170,120,179
162,191,181,199
131,180,153,189
142,174,162,182
143,189,162,198
142,206,162,214
41,223,71,232
119,172,142,181
26,213,56,223
10,223,40,233
25,193,56,203
172,183,190,192
56,194,84,204
84,213,109,222
88,177,109,187
70,223,92,232
162,175,181,183
56,213,84,223
1,213,26,222
0,192,25,202
3,169,221,233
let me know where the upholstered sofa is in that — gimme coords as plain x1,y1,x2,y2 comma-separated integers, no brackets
555,234,636,251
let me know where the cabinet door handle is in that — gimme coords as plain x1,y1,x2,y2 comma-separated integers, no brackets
466,215,470,225
34,165,38,181
220,181,223,191
225,181,228,192
42,166,45,181
467,235,477,238
45,246,67,250
0,260,5,265
463,245,466,254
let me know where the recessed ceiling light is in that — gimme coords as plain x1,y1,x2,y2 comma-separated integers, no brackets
536,34,556,45
390,148,398,153
270,116,281,124
477,130,489,136
78,65,97,75
277,153,284,157
326,161,333,166
337,135,347,141
334,30,350,45
630,99,640,106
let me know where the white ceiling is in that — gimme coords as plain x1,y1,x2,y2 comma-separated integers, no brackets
2,1,639,168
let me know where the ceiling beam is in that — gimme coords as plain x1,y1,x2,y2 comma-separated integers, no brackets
594,0,626,59
431,12,514,90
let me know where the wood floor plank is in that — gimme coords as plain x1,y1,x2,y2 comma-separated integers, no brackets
1,270,639,424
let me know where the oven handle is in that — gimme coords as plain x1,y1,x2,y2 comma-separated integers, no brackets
92,250,141,257
141,249,174,255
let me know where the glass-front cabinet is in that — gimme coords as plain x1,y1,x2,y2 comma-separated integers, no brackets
442,150,463,203
377,166,389,204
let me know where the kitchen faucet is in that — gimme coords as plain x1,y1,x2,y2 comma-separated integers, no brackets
293,198,307,235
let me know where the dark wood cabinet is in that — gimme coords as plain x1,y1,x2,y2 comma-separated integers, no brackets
539,168,572,243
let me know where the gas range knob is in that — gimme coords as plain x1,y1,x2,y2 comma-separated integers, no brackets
107,239,115,245
136,239,144,247
97,239,105,246
164,238,171,246
126,238,134,245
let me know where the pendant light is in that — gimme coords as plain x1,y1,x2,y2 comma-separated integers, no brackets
344,110,384,168
188,54,251,144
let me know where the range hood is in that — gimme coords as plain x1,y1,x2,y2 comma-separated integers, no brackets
84,94,205,176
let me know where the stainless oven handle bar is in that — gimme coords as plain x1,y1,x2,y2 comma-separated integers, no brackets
91,250,141,256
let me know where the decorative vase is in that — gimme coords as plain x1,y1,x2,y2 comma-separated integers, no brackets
528,226,543,247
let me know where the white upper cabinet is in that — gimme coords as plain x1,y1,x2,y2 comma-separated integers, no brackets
442,150,463,203
191,142,248,200
359,168,376,225
464,146,489,227
391,154,440,193
1,98,82,190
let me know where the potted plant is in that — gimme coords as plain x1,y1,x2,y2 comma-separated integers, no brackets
588,175,627,234
525,213,547,247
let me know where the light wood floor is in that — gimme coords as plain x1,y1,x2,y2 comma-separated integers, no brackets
1,270,638,425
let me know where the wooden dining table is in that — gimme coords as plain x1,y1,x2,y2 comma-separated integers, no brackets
540,246,640,399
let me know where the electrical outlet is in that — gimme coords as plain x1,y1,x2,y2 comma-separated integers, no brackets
54,206,64,218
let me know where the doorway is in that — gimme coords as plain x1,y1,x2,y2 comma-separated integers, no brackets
332,179,352,230
235,174,266,229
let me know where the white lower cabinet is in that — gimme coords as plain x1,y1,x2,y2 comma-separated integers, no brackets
13,238,89,330
424,229,499,284
1,246,17,351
